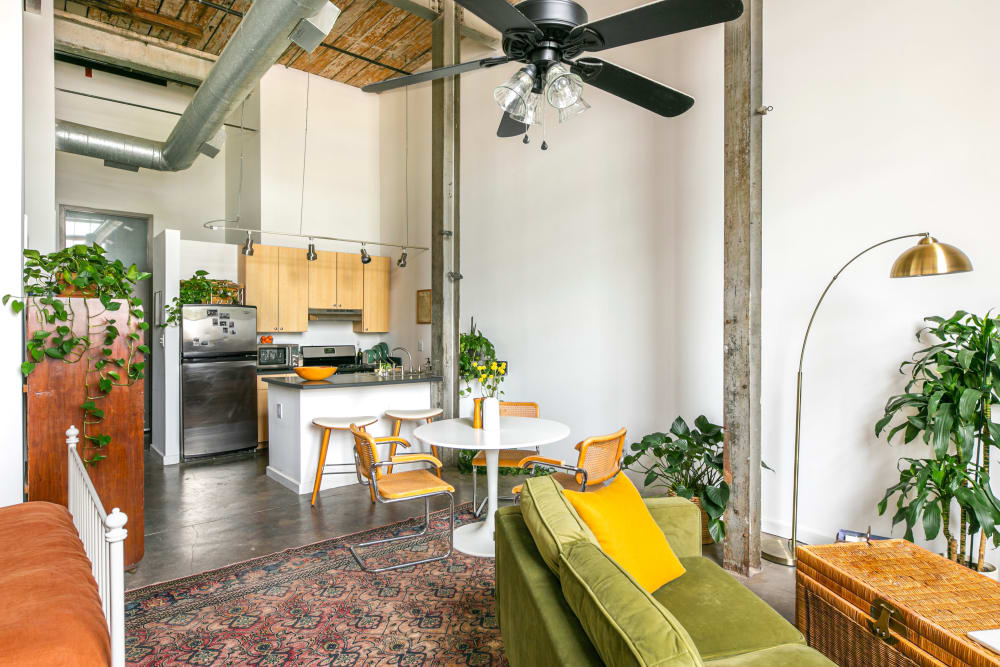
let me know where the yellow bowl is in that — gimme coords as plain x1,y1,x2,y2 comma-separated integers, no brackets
294,366,337,381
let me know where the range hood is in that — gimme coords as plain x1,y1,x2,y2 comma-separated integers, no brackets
308,308,362,321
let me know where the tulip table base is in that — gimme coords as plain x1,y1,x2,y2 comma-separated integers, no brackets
454,449,499,557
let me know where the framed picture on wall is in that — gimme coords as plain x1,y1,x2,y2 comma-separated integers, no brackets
416,289,431,324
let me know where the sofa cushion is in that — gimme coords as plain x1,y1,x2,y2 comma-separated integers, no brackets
520,475,596,574
560,541,703,667
705,644,834,666
653,557,805,661
0,502,111,667
564,473,686,592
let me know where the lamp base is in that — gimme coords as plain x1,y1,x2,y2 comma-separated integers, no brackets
761,532,798,567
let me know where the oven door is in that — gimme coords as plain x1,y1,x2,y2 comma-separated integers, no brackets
257,345,291,370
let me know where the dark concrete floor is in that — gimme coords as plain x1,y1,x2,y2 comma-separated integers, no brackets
129,449,796,622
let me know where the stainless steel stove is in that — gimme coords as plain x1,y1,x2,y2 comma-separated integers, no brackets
300,345,375,374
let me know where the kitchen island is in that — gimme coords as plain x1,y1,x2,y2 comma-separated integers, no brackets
263,373,443,495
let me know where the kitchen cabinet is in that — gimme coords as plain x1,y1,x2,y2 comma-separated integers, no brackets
239,244,308,332
256,373,297,443
307,251,363,310
354,255,390,333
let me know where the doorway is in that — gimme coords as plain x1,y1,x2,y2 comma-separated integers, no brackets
58,205,154,433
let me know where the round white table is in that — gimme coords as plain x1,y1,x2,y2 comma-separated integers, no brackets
413,416,570,557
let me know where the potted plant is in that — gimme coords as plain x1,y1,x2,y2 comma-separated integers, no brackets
623,416,731,543
876,310,1000,575
163,269,241,326
4,244,150,464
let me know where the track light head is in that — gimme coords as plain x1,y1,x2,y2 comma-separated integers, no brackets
397,249,407,268
241,231,254,256
306,242,317,261
360,247,371,264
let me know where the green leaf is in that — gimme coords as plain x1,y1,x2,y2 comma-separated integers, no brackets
20,361,35,376
669,417,690,437
927,390,945,418
644,470,657,486
957,349,975,371
932,411,954,458
959,387,983,421
11,301,23,314
875,413,894,436
44,347,64,359
708,517,725,543
98,378,112,393
922,501,941,540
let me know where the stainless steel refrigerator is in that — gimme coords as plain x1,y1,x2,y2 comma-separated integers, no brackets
180,305,258,460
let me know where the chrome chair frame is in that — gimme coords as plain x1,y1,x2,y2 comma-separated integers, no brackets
513,463,590,505
347,458,455,573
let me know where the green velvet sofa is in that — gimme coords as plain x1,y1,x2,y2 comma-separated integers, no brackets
495,493,833,666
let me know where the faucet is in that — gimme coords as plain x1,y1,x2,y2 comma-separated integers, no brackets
391,347,413,375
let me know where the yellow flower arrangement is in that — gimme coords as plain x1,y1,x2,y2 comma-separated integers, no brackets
478,359,506,398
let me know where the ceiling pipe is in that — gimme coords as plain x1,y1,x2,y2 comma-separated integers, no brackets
55,0,339,171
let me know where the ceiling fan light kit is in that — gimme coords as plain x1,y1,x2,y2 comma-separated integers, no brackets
362,0,745,143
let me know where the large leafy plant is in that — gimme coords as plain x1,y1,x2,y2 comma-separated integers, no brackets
623,416,730,542
163,270,241,326
876,311,1000,568
458,318,497,397
4,245,151,464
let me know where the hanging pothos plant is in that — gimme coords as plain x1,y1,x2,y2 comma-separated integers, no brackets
4,245,151,465
162,270,241,326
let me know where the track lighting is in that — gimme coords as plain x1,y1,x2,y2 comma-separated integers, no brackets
360,247,371,264
306,242,317,261
544,63,583,110
397,249,407,268
241,231,254,256
493,65,537,117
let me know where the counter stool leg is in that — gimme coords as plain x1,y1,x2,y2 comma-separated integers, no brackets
311,427,332,507
426,417,442,478
386,418,403,474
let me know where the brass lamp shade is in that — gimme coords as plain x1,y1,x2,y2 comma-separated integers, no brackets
890,236,973,278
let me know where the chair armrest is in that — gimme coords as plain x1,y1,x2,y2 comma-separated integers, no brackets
389,453,443,469
643,496,702,558
518,455,564,468
520,457,587,487
374,436,411,448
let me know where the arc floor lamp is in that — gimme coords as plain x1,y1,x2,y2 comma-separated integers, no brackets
761,233,973,567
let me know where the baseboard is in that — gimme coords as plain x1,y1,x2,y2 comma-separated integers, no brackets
761,518,833,546
266,465,302,494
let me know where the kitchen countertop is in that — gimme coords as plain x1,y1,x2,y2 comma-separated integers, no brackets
262,373,443,389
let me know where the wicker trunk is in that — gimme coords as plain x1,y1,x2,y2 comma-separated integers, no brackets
796,539,1000,667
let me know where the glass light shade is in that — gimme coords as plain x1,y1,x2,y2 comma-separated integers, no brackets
889,236,972,278
544,63,583,109
511,92,543,125
493,69,535,117
558,96,590,123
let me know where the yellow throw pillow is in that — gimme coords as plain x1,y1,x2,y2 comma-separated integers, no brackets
562,473,685,593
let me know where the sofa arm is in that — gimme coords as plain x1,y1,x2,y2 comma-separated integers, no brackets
643,496,702,558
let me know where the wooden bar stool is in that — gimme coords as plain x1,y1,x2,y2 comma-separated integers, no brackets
384,408,444,475
311,415,377,507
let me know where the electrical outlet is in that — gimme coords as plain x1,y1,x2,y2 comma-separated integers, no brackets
276,403,283,419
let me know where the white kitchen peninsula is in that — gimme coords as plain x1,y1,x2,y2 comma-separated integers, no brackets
263,373,443,495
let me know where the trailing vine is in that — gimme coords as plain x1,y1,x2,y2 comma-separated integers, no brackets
163,270,241,326
4,245,151,464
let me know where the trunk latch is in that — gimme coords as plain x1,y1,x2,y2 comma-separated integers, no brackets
869,597,905,644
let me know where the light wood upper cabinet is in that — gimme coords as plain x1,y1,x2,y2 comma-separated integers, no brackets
239,244,308,332
308,250,338,309
336,252,364,310
239,244,279,332
277,246,308,332
354,255,390,333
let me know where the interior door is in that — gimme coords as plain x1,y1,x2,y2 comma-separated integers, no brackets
60,206,153,433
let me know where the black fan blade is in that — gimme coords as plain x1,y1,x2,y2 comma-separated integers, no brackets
453,0,542,37
571,58,694,117
362,56,509,93
570,0,743,52
497,111,527,137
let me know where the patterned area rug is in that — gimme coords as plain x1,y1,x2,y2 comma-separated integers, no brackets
125,504,506,666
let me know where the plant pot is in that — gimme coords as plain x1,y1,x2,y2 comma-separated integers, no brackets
482,397,500,432
58,277,97,298
669,492,714,544
976,561,999,581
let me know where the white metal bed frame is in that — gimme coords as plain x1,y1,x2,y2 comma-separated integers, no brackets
66,425,127,667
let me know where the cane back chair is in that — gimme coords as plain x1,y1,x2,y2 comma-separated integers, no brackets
512,426,627,496
471,401,539,517
348,424,455,572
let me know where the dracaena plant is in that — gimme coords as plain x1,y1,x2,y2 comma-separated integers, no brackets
3,245,151,464
623,416,730,542
876,311,1000,567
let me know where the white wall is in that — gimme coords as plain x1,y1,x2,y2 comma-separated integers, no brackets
23,0,55,253
0,3,27,506
152,230,181,464
52,61,231,248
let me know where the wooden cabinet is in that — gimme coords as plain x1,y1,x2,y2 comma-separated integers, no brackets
307,251,364,310
239,244,308,332
354,255,390,333
256,374,298,443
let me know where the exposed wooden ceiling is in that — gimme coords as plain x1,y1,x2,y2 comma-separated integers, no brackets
59,0,438,89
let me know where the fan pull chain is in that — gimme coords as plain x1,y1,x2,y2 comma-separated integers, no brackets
540,99,548,151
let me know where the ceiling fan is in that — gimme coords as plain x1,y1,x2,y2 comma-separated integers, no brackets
362,0,744,139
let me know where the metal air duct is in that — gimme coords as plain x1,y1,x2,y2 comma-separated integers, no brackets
55,0,339,171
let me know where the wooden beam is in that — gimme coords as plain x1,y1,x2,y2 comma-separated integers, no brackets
76,0,205,40
722,0,763,577
381,0,499,50
430,0,461,465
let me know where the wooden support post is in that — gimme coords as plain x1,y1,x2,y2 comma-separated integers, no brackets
430,0,461,466
722,0,762,577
